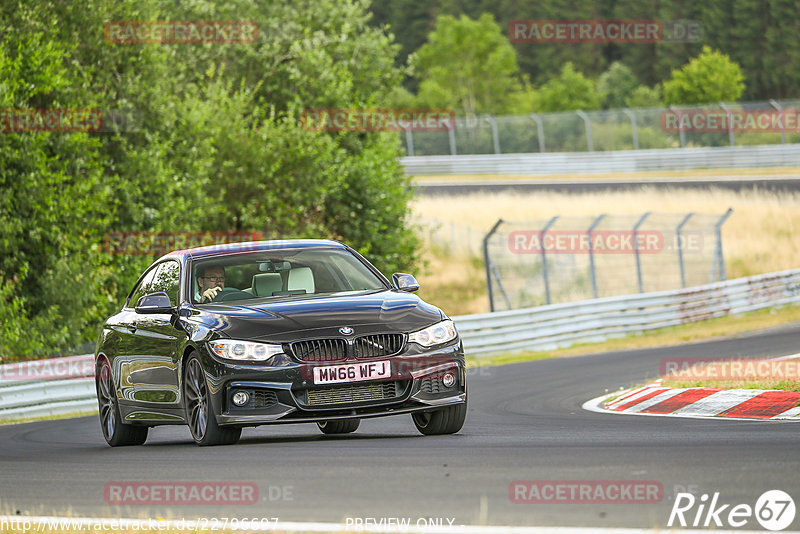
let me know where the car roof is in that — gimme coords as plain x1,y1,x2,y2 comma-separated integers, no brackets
161,239,347,261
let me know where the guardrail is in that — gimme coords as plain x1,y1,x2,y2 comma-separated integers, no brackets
1,268,799,419
401,144,800,175
454,268,800,355
0,355,95,421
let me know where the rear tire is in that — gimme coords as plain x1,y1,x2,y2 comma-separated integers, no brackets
412,402,467,435
96,358,148,447
184,354,241,446
317,419,360,434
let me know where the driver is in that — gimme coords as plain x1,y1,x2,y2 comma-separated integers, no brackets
197,265,226,302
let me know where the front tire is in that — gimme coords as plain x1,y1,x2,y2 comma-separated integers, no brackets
412,402,467,435
317,419,360,434
96,358,148,447
184,354,241,446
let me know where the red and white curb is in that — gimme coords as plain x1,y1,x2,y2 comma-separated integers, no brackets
585,382,800,420
583,355,800,421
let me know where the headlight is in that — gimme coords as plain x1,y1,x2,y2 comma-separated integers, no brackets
209,339,283,362
408,320,458,347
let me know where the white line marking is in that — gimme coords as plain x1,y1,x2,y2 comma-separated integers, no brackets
0,515,782,534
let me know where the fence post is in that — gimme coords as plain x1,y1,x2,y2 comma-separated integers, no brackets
633,212,651,293
404,125,414,156
675,212,694,288
711,208,734,282
484,115,501,154
540,216,559,304
483,219,504,312
529,113,545,152
622,108,639,150
769,99,787,144
669,105,686,148
448,118,458,155
587,214,606,298
719,102,735,147
576,110,593,151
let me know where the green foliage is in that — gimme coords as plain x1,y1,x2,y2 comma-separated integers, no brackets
370,0,797,103
413,13,523,116
598,62,639,109
0,0,418,358
625,85,663,108
532,63,602,113
662,46,745,105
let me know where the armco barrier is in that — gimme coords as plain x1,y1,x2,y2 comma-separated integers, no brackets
1,268,799,420
0,355,95,421
401,144,800,175
454,268,800,355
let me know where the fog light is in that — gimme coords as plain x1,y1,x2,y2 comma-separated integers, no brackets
442,373,456,388
232,391,250,406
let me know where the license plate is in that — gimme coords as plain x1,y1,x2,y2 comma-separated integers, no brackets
313,360,391,384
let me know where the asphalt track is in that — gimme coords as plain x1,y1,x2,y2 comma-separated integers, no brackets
1,323,800,529
415,174,800,195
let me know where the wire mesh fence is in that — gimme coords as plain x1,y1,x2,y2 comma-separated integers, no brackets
483,211,733,312
402,99,800,156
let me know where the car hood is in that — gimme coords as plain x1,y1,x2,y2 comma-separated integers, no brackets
186,289,444,342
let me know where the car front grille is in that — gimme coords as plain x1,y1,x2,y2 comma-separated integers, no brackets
288,339,348,362
353,334,405,359
253,390,278,408
288,334,405,362
306,381,401,406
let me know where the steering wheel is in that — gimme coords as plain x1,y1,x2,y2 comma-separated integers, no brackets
212,287,253,302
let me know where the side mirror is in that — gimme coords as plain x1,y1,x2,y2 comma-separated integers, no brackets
135,292,174,314
392,273,420,292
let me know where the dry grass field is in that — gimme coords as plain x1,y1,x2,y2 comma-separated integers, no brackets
412,187,800,316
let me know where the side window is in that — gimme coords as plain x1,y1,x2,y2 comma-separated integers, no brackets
127,267,158,308
150,261,181,306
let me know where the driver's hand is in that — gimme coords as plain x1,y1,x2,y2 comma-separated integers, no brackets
201,286,222,302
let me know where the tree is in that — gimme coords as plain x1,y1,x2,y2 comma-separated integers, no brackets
663,45,745,104
533,62,603,112
598,62,640,109
413,13,523,116
626,85,663,108
0,0,418,357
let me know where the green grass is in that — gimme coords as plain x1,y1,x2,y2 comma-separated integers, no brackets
0,410,96,426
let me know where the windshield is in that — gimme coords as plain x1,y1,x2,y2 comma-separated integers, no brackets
190,247,387,304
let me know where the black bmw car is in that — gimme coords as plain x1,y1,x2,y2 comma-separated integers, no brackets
95,239,467,446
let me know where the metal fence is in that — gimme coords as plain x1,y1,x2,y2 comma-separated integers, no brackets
483,211,732,312
402,143,800,175
458,268,800,356
0,355,96,421
402,99,800,156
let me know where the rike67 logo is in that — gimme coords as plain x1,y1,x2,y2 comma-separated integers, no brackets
669,490,795,531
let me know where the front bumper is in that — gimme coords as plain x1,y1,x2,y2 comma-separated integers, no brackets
198,341,467,426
